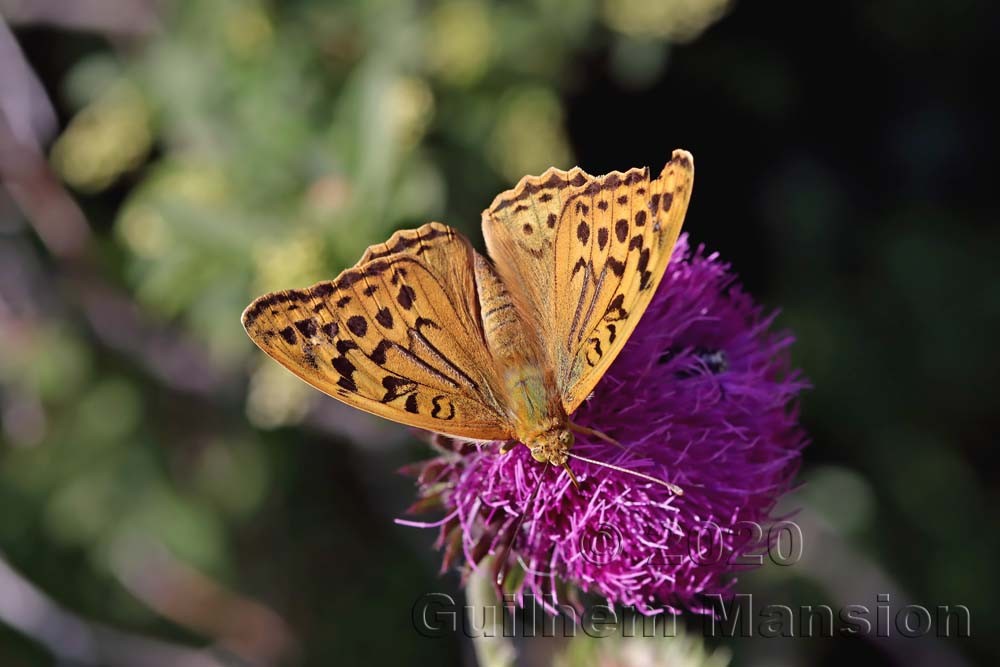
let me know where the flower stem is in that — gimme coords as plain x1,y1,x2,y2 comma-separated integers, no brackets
466,556,516,667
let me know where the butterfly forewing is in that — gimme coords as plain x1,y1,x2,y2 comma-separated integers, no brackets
242,222,513,439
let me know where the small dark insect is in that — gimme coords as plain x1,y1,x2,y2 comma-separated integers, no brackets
658,346,728,378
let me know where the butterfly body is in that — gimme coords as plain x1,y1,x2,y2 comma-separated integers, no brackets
243,151,694,477
473,252,573,463
503,367,573,464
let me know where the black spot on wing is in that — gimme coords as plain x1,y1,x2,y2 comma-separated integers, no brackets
382,376,417,403
295,319,317,337
370,339,392,365
431,395,455,420
375,307,394,328
615,219,628,243
637,248,652,290
347,315,368,337
605,293,627,322
332,355,357,392
625,170,646,185
661,191,674,212
337,271,364,290
397,285,416,310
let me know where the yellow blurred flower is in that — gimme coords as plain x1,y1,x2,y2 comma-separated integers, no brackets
602,0,731,41
224,5,274,59
251,233,327,297
426,0,493,86
489,87,573,183
118,202,172,259
389,76,436,149
245,359,314,429
155,162,230,206
50,81,152,193
115,161,229,259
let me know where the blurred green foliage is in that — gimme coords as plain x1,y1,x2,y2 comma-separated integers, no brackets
1,0,997,665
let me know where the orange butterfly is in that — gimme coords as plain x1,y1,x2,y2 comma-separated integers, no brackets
243,150,693,492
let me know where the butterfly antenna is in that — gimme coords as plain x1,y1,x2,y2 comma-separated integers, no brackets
569,422,627,451
493,463,550,593
566,452,684,496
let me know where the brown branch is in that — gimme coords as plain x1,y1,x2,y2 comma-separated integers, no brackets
110,538,298,666
0,0,161,36
0,110,90,260
0,552,226,667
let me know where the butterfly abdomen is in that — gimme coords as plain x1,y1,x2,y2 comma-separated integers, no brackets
473,254,567,441
474,253,550,369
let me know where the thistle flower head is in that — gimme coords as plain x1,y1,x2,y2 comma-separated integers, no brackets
400,235,808,614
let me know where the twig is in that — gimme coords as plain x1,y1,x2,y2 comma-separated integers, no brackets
0,551,225,667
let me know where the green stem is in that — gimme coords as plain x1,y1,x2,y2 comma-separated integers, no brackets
466,557,516,667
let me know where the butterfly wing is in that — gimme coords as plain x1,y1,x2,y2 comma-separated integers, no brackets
243,222,513,439
482,150,694,414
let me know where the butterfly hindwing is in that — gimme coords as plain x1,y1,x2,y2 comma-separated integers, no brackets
483,150,694,414
480,165,592,346
243,222,513,439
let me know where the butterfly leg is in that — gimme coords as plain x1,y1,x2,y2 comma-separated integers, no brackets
569,422,627,451
499,440,520,455
490,549,508,603
492,463,550,597
562,462,581,490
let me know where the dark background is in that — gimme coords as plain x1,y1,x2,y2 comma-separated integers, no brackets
1,1,996,665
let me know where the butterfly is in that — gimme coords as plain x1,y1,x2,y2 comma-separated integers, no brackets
243,150,694,492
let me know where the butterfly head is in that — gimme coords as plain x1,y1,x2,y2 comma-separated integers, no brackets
528,428,574,466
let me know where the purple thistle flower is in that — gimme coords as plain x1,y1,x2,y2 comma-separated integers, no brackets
398,234,808,614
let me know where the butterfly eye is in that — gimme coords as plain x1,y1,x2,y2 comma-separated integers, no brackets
558,430,573,446
530,447,547,463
